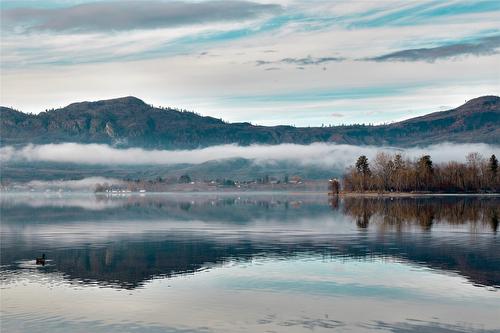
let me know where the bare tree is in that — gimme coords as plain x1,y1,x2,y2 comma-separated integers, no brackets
342,152,498,193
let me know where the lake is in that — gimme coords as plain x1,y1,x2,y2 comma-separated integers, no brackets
1,193,499,333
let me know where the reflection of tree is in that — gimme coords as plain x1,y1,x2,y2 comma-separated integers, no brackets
329,195,339,209
489,211,499,233
339,197,500,232
2,196,499,290
416,209,434,231
356,212,371,229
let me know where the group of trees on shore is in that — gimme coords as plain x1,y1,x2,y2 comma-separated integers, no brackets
342,152,499,193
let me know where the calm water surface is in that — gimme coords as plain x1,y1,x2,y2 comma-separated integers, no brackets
1,193,499,333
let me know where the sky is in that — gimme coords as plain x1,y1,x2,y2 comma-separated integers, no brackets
1,0,499,126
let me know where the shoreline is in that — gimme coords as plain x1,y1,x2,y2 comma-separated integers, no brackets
335,191,500,197
1,190,499,197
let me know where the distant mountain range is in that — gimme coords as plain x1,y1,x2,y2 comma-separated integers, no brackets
1,95,499,148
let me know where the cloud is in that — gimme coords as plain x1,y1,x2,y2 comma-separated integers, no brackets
1,1,500,126
1,143,498,170
256,55,345,67
280,56,345,65
1,0,282,32
257,34,500,68
368,35,500,62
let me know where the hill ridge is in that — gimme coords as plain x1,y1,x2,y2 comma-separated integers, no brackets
1,95,499,148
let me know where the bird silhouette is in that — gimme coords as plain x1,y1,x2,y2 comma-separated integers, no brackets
36,254,46,265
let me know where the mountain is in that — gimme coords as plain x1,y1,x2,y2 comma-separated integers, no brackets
1,95,499,148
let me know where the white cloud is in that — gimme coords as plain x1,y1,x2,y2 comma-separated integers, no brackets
1,1,281,32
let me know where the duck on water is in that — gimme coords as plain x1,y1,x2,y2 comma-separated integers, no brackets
36,254,46,265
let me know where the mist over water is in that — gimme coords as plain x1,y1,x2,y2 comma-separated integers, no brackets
2,142,499,167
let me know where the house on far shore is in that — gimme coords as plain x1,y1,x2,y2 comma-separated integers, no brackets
288,176,302,184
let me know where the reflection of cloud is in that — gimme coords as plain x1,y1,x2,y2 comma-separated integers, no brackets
1,194,123,210
368,35,500,62
362,319,499,333
278,317,344,329
1,142,499,169
258,314,344,329
2,0,282,33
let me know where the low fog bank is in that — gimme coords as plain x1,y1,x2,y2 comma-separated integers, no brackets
1,142,499,169
6,177,124,192
2,143,498,187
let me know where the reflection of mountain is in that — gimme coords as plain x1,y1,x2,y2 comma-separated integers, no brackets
0,194,329,224
1,195,499,289
2,232,498,290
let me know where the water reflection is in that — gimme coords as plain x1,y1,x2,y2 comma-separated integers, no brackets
2,193,500,333
1,194,499,289
338,196,499,232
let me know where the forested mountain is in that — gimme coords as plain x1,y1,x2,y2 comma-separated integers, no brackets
1,95,499,148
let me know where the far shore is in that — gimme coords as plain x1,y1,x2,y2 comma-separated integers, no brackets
1,189,499,197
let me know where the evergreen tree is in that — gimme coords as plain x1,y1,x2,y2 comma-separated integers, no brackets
355,155,371,175
393,154,404,170
355,155,371,191
417,155,433,173
489,154,498,190
490,154,498,176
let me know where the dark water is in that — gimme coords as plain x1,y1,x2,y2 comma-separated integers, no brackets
1,193,499,333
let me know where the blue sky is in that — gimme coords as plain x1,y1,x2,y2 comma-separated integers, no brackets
1,0,499,126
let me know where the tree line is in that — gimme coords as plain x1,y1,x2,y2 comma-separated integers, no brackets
342,152,499,193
